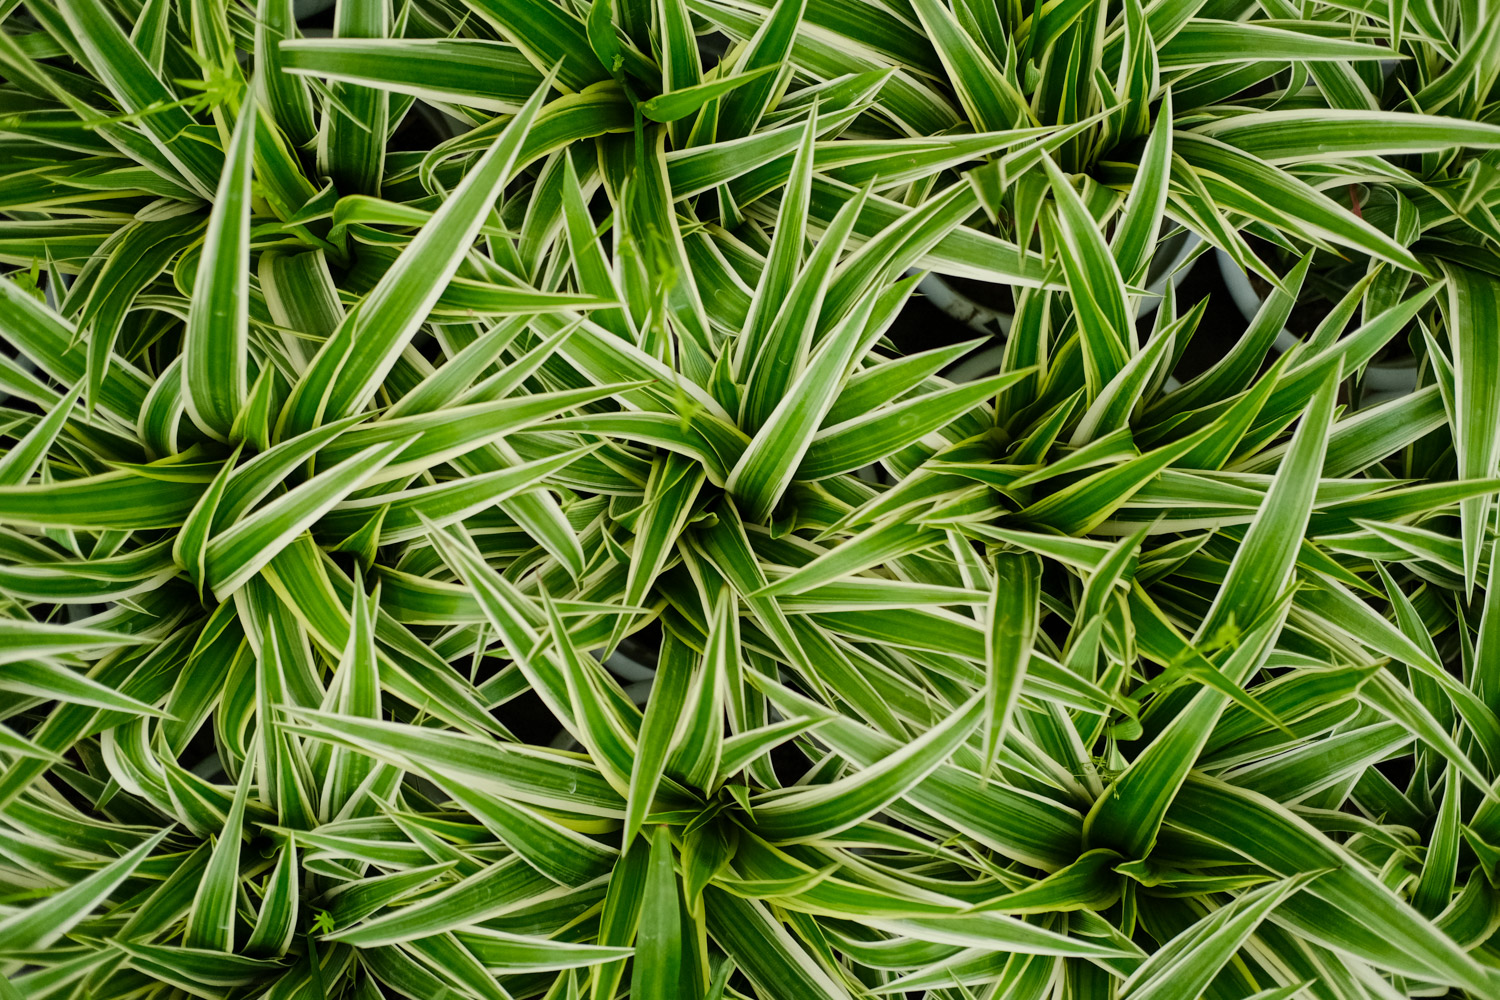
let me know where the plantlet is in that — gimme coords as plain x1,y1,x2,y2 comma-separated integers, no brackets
3,0,1500,998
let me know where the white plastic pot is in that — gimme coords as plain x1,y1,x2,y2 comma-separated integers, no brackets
294,0,335,19
1215,249,1418,403
935,229,1203,384
605,650,656,682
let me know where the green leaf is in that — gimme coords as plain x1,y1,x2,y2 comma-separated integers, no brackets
1084,597,1291,858
702,888,857,1000
1158,19,1399,68
1110,90,1173,287
907,0,1030,130
183,755,253,951
1174,135,1426,274
798,371,1029,481
749,692,984,842
204,438,412,598
641,65,778,123
0,828,168,951
630,826,682,1000
323,856,558,946
1438,262,1500,592
181,83,255,441
1169,776,1500,995
460,0,610,92
1196,366,1341,643
245,842,298,957
623,631,696,844
983,552,1041,778
282,38,542,114
665,589,732,790
282,73,557,434
1041,154,1132,395
1117,870,1325,1000
1197,109,1500,162
0,382,83,487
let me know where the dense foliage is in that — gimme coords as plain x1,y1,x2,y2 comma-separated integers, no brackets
4,0,1500,997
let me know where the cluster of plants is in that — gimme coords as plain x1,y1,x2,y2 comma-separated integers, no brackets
5,0,1500,996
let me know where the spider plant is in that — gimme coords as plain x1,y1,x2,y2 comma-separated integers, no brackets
3,0,1500,998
